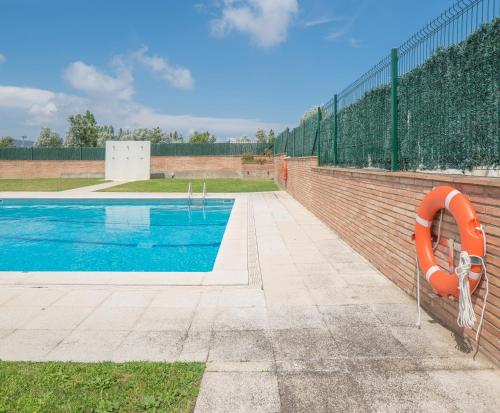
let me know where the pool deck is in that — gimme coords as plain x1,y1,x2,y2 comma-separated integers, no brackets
0,187,499,412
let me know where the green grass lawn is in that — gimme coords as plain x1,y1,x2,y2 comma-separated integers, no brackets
103,178,279,193
0,178,104,191
0,361,204,413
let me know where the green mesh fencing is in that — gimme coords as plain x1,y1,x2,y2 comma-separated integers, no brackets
0,143,271,160
151,143,271,156
283,0,500,171
0,147,105,160
274,113,319,157
398,17,500,170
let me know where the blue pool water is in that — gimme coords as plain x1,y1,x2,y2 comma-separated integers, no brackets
0,198,234,272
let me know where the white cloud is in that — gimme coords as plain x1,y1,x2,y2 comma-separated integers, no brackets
211,0,298,47
303,16,342,28
0,84,283,140
0,53,5,64
349,38,361,48
64,61,134,99
132,47,194,89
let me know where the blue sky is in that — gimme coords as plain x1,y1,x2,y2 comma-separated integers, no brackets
0,0,453,141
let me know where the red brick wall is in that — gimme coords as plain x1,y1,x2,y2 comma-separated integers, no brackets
0,160,104,178
152,156,273,179
275,155,500,363
0,157,273,179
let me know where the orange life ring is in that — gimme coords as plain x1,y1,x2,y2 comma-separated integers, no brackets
415,186,484,300
282,159,287,181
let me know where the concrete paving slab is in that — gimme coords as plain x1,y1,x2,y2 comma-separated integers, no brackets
266,306,325,330
0,306,45,329
46,330,129,361
209,330,273,362
133,306,194,332
213,307,268,331
23,305,94,330
271,328,341,362
195,371,280,413
78,306,144,331
179,331,211,362
278,371,368,413
0,329,69,360
113,330,184,361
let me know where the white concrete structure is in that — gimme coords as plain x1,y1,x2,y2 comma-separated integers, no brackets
105,141,150,181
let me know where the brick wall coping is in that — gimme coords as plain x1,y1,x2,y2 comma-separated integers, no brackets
276,155,500,188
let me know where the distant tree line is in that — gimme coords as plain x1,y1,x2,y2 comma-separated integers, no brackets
0,110,276,148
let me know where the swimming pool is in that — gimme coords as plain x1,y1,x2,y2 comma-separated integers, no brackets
0,198,234,272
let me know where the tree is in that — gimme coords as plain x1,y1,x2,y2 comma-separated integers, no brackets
65,111,98,147
268,129,275,144
97,125,115,146
255,128,268,143
188,131,216,144
35,128,63,148
0,136,16,148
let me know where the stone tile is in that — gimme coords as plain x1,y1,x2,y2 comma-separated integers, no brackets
133,306,194,332
390,323,475,359
209,330,273,362
276,358,348,374
371,303,432,326
179,331,211,362
23,306,94,330
51,289,111,307
271,328,341,361
197,288,221,308
350,367,455,413
78,306,144,331
428,370,500,412
0,306,45,329
350,285,413,304
218,288,265,308
264,283,315,307
189,307,217,332
46,330,128,361
308,286,363,306
150,288,201,308
194,371,280,413
0,329,13,339
329,323,409,358
101,290,156,307
0,329,69,360
3,288,67,307
319,304,382,328
213,307,268,331
267,306,325,330
0,288,22,305
278,371,368,413
113,330,184,361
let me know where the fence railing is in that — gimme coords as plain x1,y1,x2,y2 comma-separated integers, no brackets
275,0,500,172
0,143,272,160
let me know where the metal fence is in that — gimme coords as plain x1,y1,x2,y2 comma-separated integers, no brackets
151,142,271,156
0,147,105,160
275,0,500,171
0,143,272,160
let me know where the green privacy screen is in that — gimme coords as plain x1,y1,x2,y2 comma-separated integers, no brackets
0,143,271,160
276,0,500,172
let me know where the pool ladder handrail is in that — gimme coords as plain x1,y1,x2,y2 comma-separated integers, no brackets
202,180,207,202
187,181,192,203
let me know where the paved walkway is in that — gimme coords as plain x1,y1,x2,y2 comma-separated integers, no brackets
0,192,498,412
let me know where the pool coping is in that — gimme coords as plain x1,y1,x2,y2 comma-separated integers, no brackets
0,192,250,287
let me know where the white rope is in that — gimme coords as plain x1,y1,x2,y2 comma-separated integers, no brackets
473,225,489,343
456,251,475,328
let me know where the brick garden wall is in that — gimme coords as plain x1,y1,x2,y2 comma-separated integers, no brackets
274,155,500,363
0,160,105,179
0,157,273,179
